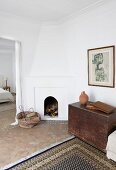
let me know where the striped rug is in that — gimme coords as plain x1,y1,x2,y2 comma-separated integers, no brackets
5,137,116,170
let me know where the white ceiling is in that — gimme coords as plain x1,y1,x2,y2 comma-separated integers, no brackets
0,0,105,22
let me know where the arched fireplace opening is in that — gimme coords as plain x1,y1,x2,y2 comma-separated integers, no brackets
44,96,58,117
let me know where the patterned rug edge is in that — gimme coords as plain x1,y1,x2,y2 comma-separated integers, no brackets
1,136,75,170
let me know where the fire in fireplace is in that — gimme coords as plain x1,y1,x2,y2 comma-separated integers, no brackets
44,96,58,117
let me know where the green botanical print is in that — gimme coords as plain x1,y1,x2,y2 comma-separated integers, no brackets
92,53,106,82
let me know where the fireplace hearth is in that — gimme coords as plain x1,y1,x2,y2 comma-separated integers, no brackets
44,96,58,117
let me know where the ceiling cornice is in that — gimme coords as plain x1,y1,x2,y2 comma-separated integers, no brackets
0,0,110,26
58,0,108,24
0,10,42,25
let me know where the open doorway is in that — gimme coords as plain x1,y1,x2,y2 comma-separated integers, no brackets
0,38,16,127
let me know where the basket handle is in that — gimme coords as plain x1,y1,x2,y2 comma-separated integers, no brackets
19,105,24,112
28,107,34,112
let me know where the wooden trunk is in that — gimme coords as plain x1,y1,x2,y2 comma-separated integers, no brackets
68,102,116,152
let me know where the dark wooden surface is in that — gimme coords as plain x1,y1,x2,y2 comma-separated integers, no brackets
3,86,10,92
68,102,116,152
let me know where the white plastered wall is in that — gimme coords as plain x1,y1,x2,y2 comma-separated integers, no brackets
62,0,116,106
0,0,116,120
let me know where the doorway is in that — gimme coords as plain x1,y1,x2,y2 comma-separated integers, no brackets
0,37,22,125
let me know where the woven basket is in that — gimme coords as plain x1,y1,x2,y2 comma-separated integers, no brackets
17,106,41,128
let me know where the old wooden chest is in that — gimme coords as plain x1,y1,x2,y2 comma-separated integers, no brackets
68,102,116,152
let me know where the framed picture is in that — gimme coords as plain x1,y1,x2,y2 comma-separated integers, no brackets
88,45,115,88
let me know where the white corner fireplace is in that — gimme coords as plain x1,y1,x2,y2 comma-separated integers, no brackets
23,76,76,120
34,86,68,120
